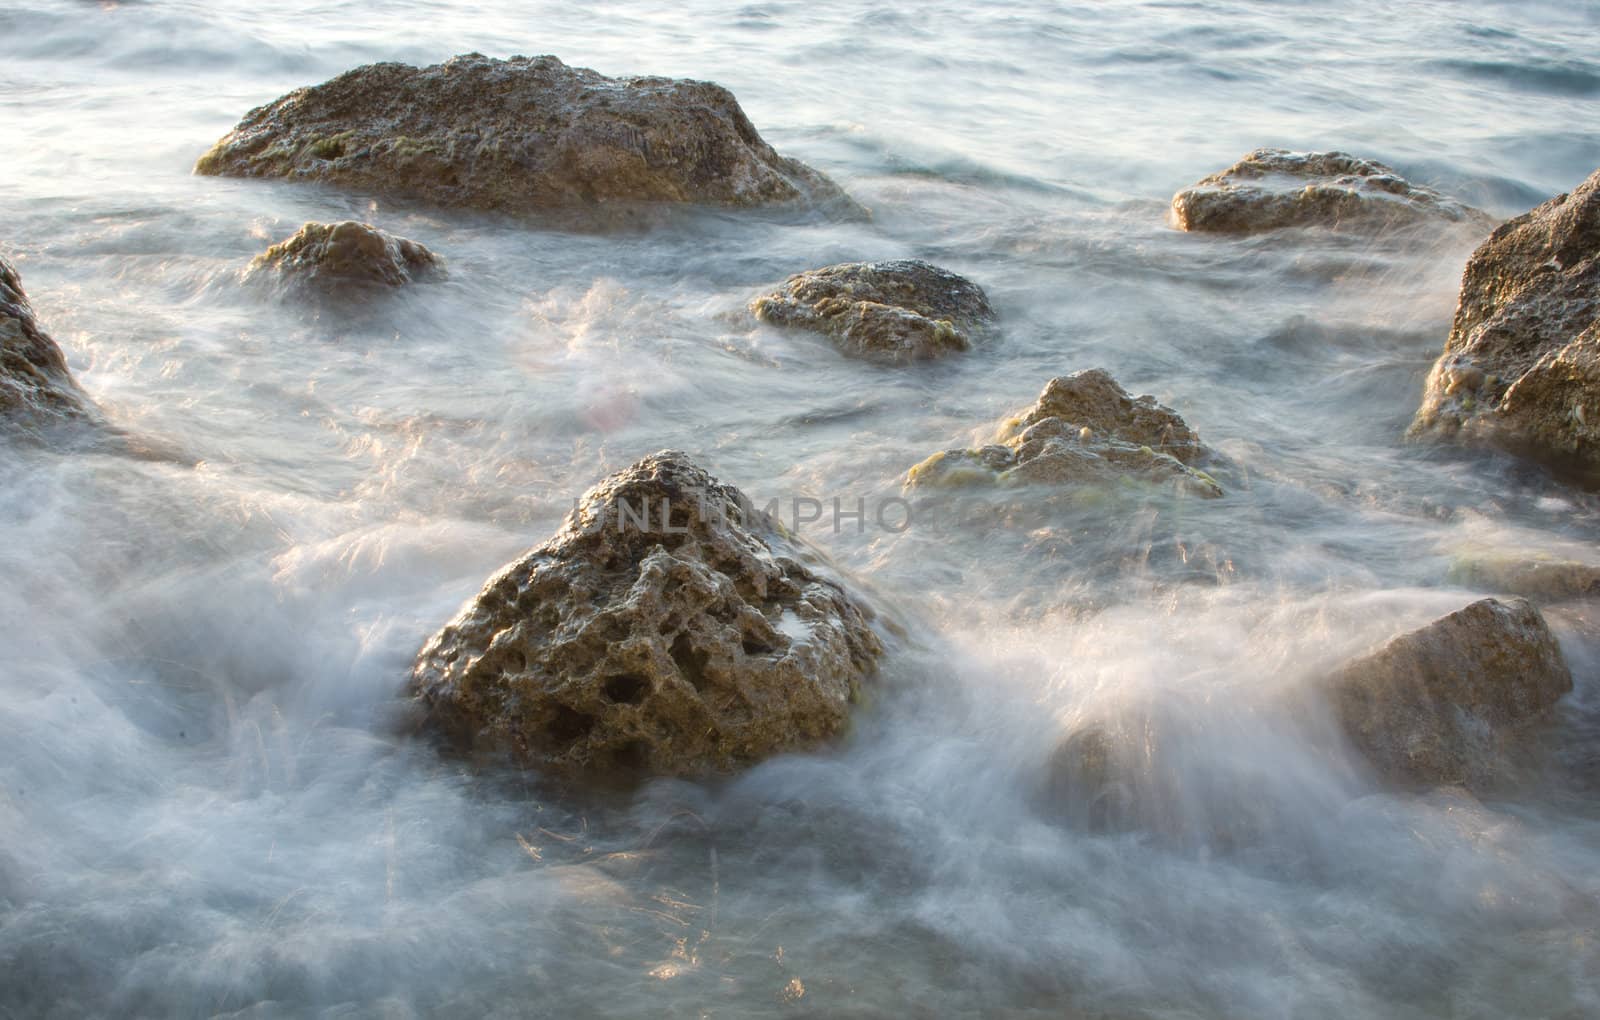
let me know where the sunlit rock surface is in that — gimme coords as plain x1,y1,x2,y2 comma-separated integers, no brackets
196,53,856,220
906,368,1222,496
1328,597,1572,788
751,259,993,362
1410,168,1600,487
1,253,101,440
249,221,439,288
410,450,884,778
1171,148,1491,233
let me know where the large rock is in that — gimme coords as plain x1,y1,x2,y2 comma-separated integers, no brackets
249,221,439,288
1409,168,1600,486
1328,597,1572,788
196,53,855,220
1,253,100,439
905,369,1223,497
1171,148,1491,234
409,451,884,778
750,259,993,363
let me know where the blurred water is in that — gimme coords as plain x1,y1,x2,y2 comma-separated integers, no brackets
3,1,1600,1016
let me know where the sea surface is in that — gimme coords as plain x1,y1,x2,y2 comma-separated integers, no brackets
3,1,1600,1016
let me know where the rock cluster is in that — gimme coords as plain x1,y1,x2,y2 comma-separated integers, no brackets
1,253,100,440
409,451,884,778
196,53,855,219
906,369,1222,497
1327,597,1572,788
751,259,993,362
1171,148,1490,234
249,221,439,288
1409,168,1600,487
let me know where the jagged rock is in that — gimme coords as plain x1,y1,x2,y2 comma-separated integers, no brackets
249,221,439,288
409,451,884,778
1328,597,1572,788
196,53,855,220
1409,168,1600,486
751,259,993,362
1,253,100,440
1171,148,1491,234
905,369,1223,497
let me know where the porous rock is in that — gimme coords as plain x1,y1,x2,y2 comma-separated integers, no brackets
409,451,884,778
1409,168,1600,486
905,368,1222,497
1328,597,1572,788
1171,148,1491,234
196,53,855,219
751,259,993,362
249,221,439,287
1,253,100,439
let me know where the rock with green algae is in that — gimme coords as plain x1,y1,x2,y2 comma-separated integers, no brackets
249,221,440,288
1,252,103,441
750,259,993,363
1409,167,1600,488
409,450,885,780
905,369,1223,497
195,53,858,222
1327,597,1572,789
1171,148,1492,234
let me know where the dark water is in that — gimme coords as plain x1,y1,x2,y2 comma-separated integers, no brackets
2,1,1599,1016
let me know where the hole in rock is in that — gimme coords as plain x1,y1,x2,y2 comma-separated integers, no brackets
546,705,597,747
669,632,712,692
602,673,649,705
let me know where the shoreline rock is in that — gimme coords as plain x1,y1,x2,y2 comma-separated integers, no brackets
1409,168,1600,487
1171,148,1492,234
1328,597,1572,788
751,259,993,363
248,221,440,288
197,53,857,222
906,369,1223,497
2,253,102,442
409,451,884,779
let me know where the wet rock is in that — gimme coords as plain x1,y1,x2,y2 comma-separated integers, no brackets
249,221,439,288
1448,551,1600,604
1328,597,1572,788
409,450,884,778
196,53,855,220
1171,148,1491,234
750,259,993,363
905,369,1222,496
1,253,101,440
1409,168,1600,486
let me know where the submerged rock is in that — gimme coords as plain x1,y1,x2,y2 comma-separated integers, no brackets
750,259,993,363
1,253,101,440
196,53,855,220
1328,597,1572,788
1409,168,1600,486
906,369,1222,497
409,450,884,778
249,221,439,288
1171,148,1490,234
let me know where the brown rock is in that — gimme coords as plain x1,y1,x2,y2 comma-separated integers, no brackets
1409,168,1600,486
1328,597,1572,788
409,451,884,778
249,221,439,288
1,253,101,440
906,369,1223,496
751,259,992,363
1171,148,1492,234
196,53,856,221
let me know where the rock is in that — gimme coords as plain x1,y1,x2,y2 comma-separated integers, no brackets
1448,551,1600,603
750,259,993,362
905,369,1223,497
249,221,439,288
1171,148,1492,234
1,253,100,440
1409,168,1600,486
196,53,855,221
409,450,884,778
1328,597,1572,788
